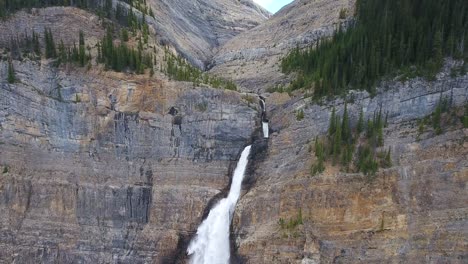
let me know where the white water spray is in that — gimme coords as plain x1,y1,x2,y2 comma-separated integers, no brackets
260,98,269,138
262,122,269,138
187,146,252,264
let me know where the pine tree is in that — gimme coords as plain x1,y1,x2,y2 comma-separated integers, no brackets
121,28,129,42
383,147,392,168
7,60,15,84
312,137,326,175
58,40,67,64
78,31,87,66
357,108,364,133
328,107,337,138
44,28,57,59
341,103,351,143
332,121,342,162
32,31,41,55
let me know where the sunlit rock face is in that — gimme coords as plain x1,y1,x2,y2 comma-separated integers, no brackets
147,0,270,69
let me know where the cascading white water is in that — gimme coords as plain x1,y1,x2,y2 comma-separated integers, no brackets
187,146,252,264
260,98,269,138
262,122,269,138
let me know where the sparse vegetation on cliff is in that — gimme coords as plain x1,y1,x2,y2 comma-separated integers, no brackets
97,26,153,73
417,97,467,139
163,48,237,90
310,105,391,178
296,109,304,121
464,105,468,128
0,0,152,31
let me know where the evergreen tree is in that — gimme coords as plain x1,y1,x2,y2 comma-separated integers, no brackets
463,105,468,128
44,28,57,59
7,60,15,84
79,30,86,66
58,40,67,64
341,103,351,143
328,107,337,138
281,0,468,97
382,147,392,168
121,28,129,42
357,108,364,133
32,31,41,55
312,137,326,175
332,121,342,162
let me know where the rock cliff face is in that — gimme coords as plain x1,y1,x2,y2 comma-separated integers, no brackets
0,57,259,262
233,67,468,263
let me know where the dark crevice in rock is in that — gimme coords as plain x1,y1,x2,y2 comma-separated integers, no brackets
166,232,191,264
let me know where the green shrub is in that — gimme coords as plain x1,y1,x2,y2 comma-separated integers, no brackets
279,209,303,230
463,106,468,128
339,8,347,19
296,109,304,121
311,137,326,175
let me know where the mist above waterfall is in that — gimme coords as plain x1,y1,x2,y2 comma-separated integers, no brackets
187,146,252,264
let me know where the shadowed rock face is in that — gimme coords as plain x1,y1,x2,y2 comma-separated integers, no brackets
210,0,356,92
147,0,270,69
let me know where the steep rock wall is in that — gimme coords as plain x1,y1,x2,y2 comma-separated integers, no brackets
0,57,258,263
233,68,468,263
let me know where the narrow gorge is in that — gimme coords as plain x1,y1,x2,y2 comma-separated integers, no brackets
0,0,467,263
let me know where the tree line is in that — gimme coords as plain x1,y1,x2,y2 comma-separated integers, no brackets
281,0,468,98
97,26,154,73
162,48,237,91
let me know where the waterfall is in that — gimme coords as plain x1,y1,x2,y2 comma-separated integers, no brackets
187,146,252,264
262,122,269,138
260,97,269,138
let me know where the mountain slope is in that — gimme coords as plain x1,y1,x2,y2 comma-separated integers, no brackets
210,0,356,92
147,0,270,68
